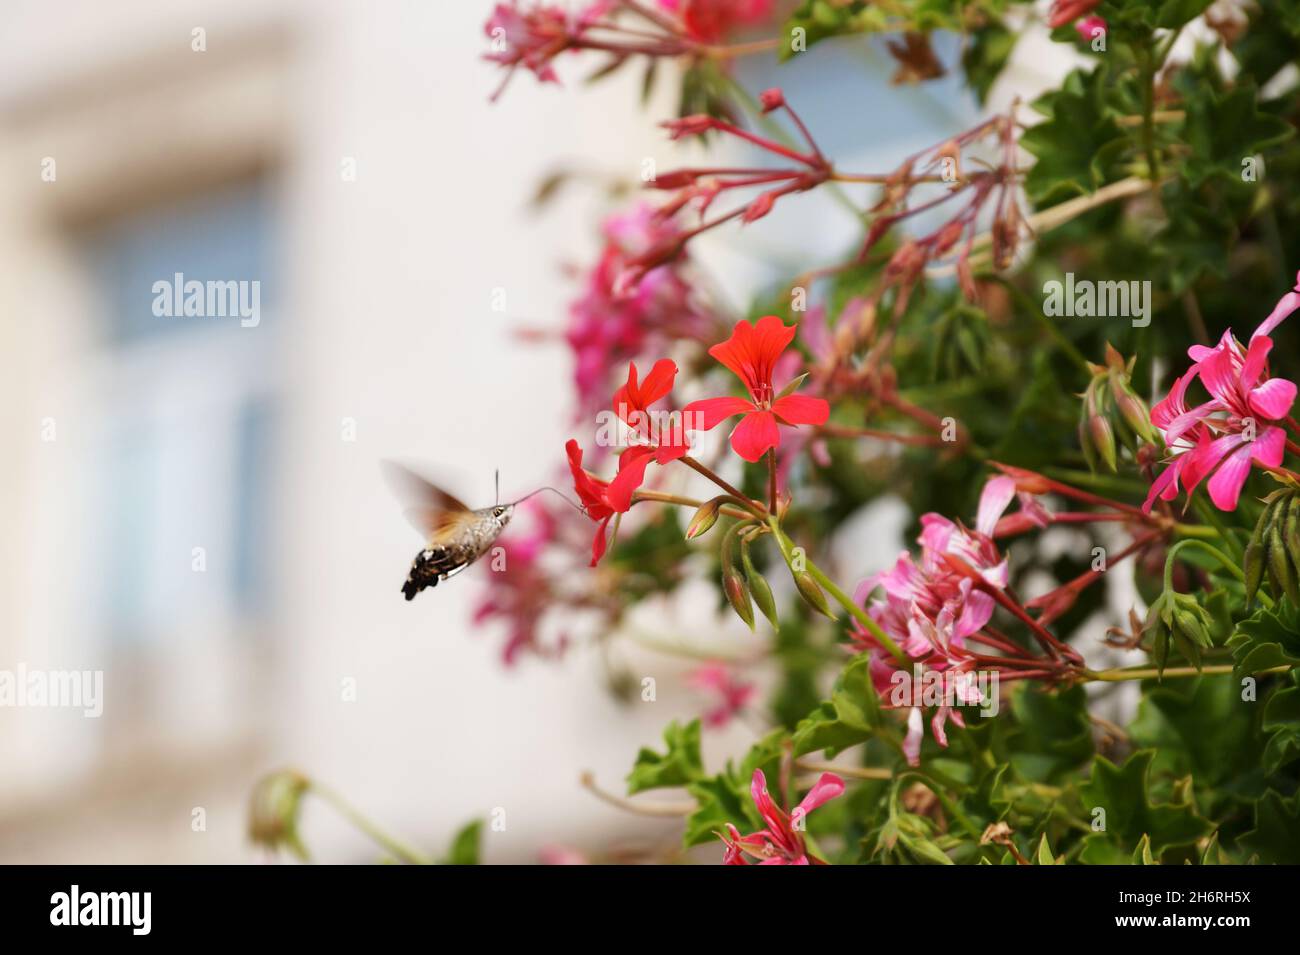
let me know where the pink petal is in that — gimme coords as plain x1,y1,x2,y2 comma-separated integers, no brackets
1251,425,1286,469
1206,442,1254,511
771,393,830,426
729,410,780,462
795,772,845,816
976,476,1016,537
954,589,994,640
1240,336,1273,392
1253,274,1300,340
902,708,924,767
1248,377,1297,420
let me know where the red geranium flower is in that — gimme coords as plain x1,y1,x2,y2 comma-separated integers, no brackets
567,358,692,565
684,315,830,462
565,439,622,566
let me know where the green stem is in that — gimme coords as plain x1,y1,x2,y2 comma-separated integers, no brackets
1193,497,1245,562
310,784,433,865
767,517,910,668
1082,663,1291,683
1162,538,1243,591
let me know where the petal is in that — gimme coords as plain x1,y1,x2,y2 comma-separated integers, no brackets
976,476,1016,537
637,358,678,407
1240,336,1273,392
1142,458,1184,513
1248,376,1297,420
954,589,994,640
604,446,655,512
1253,276,1300,340
729,410,780,462
589,515,611,567
771,393,830,426
1251,425,1286,469
902,708,924,767
1206,442,1254,511
795,773,845,816
708,320,759,393
682,395,755,431
749,770,789,837
707,316,795,397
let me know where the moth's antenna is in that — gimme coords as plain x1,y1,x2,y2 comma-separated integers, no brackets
514,486,588,514
495,469,500,506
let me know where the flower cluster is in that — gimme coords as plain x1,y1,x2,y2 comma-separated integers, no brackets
563,204,715,415
483,0,776,100
853,477,1026,764
1144,273,1300,512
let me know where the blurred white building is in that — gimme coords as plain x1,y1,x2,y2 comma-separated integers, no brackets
0,0,1071,863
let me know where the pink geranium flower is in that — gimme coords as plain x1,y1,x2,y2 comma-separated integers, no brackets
684,316,830,462
687,662,755,728
564,204,712,415
1144,273,1300,512
484,2,613,98
718,769,844,865
853,477,1018,764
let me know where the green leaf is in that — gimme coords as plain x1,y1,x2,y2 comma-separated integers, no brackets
1227,598,1300,680
1006,684,1094,783
962,19,1017,106
1127,676,1258,796
1021,68,1127,203
1155,0,1214,29
442,820,482,865
792,654,881,758
1036,833,1060,865
1079,750,1212,862
1238,789,1300,863
626,720,704,794
1178,83,1294,188
1261,676,1300,775
683,772,756,848
1132,833,1157,865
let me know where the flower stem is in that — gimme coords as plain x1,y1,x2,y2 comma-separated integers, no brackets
632,488,752,521
767,518,910,668
680,455,767,516
1082,663,1291,682
310,783,432,865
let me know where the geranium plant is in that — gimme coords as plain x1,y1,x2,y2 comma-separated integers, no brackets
254,0,1300,865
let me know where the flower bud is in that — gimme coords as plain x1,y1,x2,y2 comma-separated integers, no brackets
248,769,311,860
758,88,785,113
724,568,755,630
793,571,833,618
741,540,779,630
685,497,723,540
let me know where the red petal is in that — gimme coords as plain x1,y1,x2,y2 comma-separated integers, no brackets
683,395,755,430
771,393,829,426
730,410,780,462
637,358,678,407
590,516,612,566
604,447,655,512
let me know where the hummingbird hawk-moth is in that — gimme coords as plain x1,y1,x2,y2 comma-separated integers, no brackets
384,462,514,600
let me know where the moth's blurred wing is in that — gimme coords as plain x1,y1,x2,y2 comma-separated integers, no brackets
382,461,472,539
404,507,482,546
